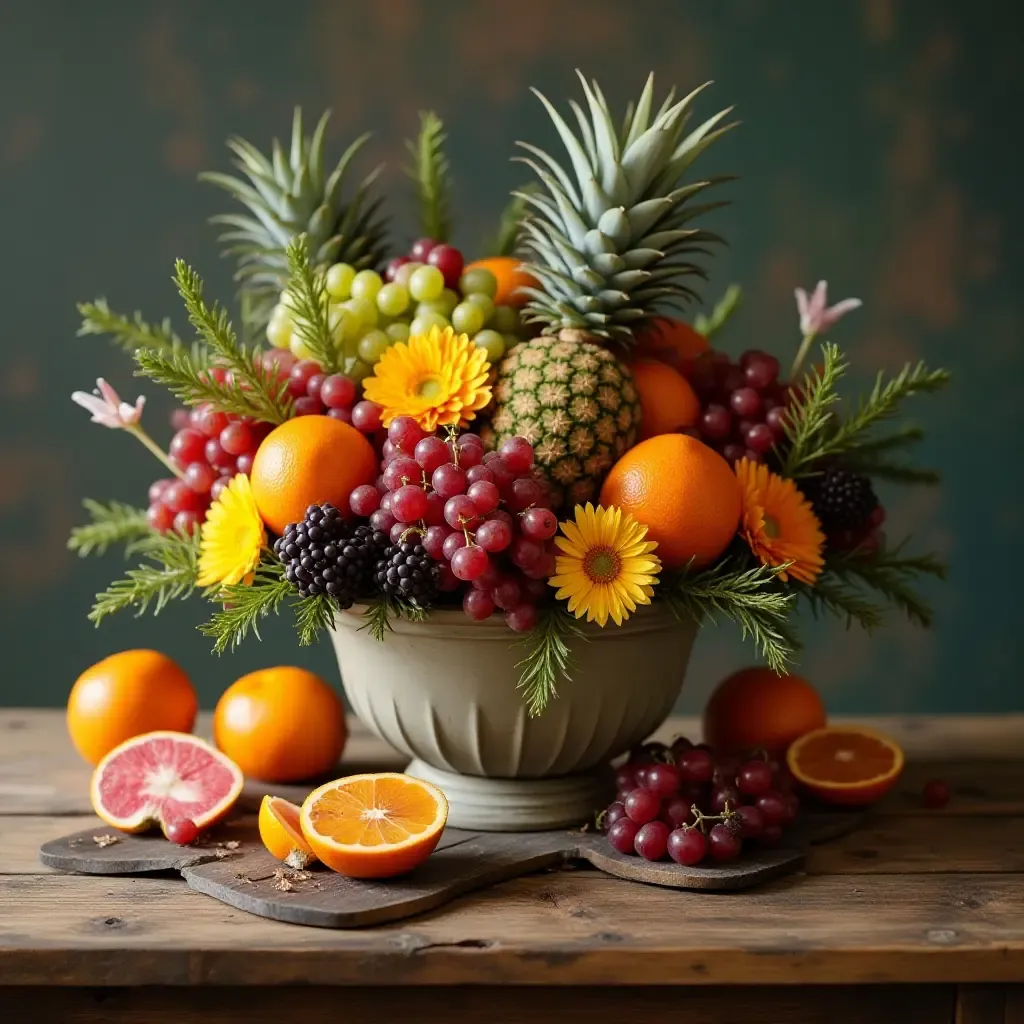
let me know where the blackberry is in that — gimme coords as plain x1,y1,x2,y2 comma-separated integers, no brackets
805,466,878,533
274,504,385,608
375,540,440,608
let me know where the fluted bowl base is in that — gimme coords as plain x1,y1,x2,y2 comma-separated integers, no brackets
406,758,615,832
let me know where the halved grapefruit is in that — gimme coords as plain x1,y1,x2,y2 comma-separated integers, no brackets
299,773,448,878
90,731,244,837
259,794,317,869
786,726,904,806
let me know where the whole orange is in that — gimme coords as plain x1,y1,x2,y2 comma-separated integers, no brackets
629,357,701,439
250,416,376,535
599,434,741,569
213,667,346,783
703,667,827,756
462,256,536,308
67,650,197,765
633,317,709,376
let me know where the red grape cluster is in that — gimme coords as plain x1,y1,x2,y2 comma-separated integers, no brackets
153,352,385,534
684,349,793,465
384,237,465,290
600,738,800,866
347,416,559,632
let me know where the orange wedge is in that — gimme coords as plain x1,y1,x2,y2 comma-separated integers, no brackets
258,795,317,869
299,773,448,878
787,726,904,806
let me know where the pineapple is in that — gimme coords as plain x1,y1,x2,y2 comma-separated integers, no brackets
487,72,733,502
201,108,389,329
485,337,641,508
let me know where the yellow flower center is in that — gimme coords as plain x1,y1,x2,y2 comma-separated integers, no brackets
416,375,443,399
763,513,781,539
583,547,621,584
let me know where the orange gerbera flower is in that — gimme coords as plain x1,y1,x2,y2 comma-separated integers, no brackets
734,459,825,585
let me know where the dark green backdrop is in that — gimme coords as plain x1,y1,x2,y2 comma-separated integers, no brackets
1,0,1020,713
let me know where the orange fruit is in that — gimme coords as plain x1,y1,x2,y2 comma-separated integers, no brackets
259,794,317,868
299,773,448,878
213,667,346,783
67,650,197,765
599,434,741,569
787,726,904,806
703,667,827,756
463,256,536,307
633,317,709,375
250,415,376,535
628,357,701,439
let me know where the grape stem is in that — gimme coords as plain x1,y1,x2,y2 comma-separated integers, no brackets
127,425,186,480
688,804,737,834
789,330,817,380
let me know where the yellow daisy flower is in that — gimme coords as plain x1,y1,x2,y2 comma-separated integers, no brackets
549,503,662,627
196,474,266,588
362,324,492,431
735,458,825,585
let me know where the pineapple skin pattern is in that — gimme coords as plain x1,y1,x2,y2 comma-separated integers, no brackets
484,337,641,508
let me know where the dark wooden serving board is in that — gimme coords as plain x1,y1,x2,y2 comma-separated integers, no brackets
39,809,861,929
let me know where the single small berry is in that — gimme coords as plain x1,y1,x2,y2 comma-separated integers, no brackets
922,779,951,809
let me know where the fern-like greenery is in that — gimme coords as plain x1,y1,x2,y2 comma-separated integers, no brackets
68,500,152,558
89,530,201,625
198,560,293,654
284,235,338,373
693,284,742,340
778,342,847,478
663,560,799,673
405,111,453,243
516,606,584,717
294,593,336,646
78,299,182,355
135,261,293,423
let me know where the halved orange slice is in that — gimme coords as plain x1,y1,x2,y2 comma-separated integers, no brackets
258,795,317,869
299,773,448,878
787,726,904,806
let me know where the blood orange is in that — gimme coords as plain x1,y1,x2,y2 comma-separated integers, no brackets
90,731,244,837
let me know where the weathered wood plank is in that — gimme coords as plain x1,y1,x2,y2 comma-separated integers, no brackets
0,872,1021,986
0,984,958,1023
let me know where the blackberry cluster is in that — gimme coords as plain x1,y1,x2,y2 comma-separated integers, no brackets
806,466,878,533
274,504,387,608
376,540,441,608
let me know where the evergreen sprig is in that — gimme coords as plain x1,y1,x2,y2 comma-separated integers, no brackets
78,299,182,355
664,560,799,673
799,577,885,632
88,530,200,625
198,560,293,654
779,342,847,478
68,500,152,558
516,606,584,717
295,593,336,646
285,235,338,372
360,599,396,642
693,284,742,339
405,111,453,243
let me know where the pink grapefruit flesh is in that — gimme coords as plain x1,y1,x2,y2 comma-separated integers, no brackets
90,730,243,836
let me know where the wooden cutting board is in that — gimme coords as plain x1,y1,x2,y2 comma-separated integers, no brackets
39,809,860,929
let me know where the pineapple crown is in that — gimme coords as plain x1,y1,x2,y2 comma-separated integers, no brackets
516,71,736,345
200,108,389,325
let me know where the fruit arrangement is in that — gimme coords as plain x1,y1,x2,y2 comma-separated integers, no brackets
70,73,949,717
599,738,801,865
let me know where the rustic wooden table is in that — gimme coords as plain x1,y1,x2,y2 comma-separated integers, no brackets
1,709,1022,1023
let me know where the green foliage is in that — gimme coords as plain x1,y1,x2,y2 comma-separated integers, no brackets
405,111,453,243
693,284,742,339
487,185,538,257
294,593,336,646
198,561,294,654
799,577,885,632
663,560,799,673
89,530,201,625
284,235,338,372
68,500,152,558
360,599,395,642
516,606,584,717
135,261,293,423
78,299,182,356
781,344,950,479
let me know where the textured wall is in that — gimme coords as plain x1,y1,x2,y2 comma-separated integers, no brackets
0,0,1020,712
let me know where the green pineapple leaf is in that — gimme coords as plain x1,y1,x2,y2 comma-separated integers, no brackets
405,111,453,243
68,500,152,559
78,299,182,356
515,606,585,717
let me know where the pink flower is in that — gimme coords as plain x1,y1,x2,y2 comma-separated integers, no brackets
71,378,146,429
795,281,862,336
